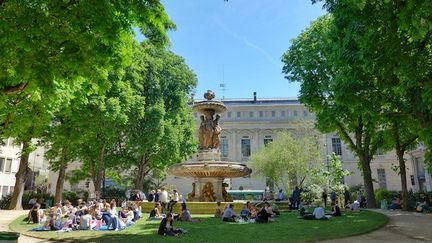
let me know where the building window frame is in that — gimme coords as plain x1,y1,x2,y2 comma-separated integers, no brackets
331,137,342,156
377,168,387,189
220,137,229,158
241,138,251,158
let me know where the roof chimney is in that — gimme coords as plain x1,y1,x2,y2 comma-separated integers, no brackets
253,92,257,102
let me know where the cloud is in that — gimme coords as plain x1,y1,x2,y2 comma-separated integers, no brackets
214,18,279,67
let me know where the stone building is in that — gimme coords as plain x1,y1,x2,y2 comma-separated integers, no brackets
165,96,429,197
0,138,49,197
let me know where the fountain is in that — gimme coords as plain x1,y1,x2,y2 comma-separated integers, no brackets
168,90,252,202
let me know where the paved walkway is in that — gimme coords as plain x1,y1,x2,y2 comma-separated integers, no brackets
0,209,431,242
0,210,49,243
323,209,432,243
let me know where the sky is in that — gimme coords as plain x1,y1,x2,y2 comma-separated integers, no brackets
137,0,326,99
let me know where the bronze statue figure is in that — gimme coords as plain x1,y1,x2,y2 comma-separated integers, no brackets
187,182,196,202
200,182,215,202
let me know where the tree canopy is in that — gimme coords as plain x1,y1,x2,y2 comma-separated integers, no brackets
251,131,322,192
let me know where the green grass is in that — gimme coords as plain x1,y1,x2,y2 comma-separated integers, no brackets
9,211,387,243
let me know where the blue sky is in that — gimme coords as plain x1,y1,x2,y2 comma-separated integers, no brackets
137,1,326,99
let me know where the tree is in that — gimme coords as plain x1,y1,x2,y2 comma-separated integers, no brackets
124,42,197,191
1,1,175,209
380,90,419,210
0,0,174,96
324,153,352,195
66,66,143,199
4,99,52,209
251,131,322,192
282,15,386,208
314,0,432,171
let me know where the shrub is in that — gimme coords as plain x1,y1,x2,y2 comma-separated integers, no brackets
62,190,89,206
22,192,53,209
102,186,127,202
0,194,11,209
375,188,392,203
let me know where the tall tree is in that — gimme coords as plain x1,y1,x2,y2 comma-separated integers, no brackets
314,0,432,171
282,15,385,208
4,98,52,209
66,68,143,198
125,42,197,191
1,1,174,209
380,89,419,210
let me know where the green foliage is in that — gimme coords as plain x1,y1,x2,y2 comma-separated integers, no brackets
374,188,393,203
62,190,89,206
0,194,12,209
282,14,387,208
102,186,127,202
251,130,323,192
324,154,352,194
314,0,432,171
21,192,54,209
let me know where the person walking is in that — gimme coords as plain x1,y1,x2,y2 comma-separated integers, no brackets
160,187,169,214
322,189,328,208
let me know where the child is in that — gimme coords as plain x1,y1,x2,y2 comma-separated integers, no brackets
214,201,222,218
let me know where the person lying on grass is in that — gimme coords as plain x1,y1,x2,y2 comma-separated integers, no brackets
158,213,184,236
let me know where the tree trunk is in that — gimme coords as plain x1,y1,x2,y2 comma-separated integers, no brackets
93,144,106,199
359,156,377,208
134,156,148,191
54,147,67,204
9,140,31,210
396,149,409,211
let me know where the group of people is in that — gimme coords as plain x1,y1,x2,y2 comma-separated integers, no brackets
147,188,182,215
27,199,142,232
299,201,341,220
215,200,278,224
148,202,192,237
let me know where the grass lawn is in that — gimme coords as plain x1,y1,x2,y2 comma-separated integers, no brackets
10,211,387,243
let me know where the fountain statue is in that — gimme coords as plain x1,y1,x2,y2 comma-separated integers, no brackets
167,90,252,202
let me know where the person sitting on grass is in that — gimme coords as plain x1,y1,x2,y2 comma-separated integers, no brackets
256,204,271,223
328,202,341,217
250,205,257,220
148,202,164,220
214,201,223,218
222,204,237,222
158,213,183,236
176,203,192,222
303,204,328,220
351,200,360,212
240,204,250,221
390,196,401,210
27,203,43,224
80,209,93,230
298,202,307,217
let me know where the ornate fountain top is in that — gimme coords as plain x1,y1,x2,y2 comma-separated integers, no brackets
204,90,215,100
193,90,226,114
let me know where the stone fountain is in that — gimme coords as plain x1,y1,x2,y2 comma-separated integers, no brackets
168,90,252,202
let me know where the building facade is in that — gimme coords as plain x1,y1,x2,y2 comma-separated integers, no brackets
165,97,429,197
0,138,49,197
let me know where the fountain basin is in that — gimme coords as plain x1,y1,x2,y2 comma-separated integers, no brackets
168,162,251,178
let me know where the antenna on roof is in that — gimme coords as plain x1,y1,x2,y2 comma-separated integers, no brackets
219,64,227,99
